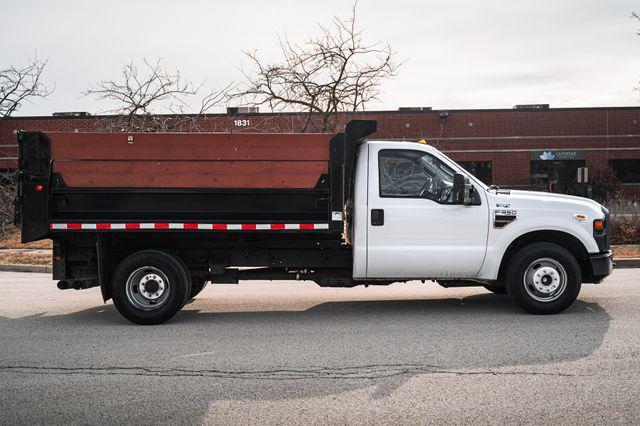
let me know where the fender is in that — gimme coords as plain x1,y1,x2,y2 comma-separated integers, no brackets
477,221,597,281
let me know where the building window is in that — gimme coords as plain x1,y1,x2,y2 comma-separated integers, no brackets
458,161,492,185
609,159,640,183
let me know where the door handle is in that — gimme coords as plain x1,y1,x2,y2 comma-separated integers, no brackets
371,209,384,226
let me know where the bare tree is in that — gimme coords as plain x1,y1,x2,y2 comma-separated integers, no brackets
84,58,229,132
0,172,17,234
0,57,53,118
631,12,640,94
632,11,640,30
229,1,400,132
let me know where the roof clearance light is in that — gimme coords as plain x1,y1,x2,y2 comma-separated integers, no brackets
418,139,428,145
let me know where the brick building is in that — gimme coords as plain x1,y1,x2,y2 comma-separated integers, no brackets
1,105,640,197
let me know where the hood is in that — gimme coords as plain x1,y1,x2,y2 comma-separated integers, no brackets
489,189,605,217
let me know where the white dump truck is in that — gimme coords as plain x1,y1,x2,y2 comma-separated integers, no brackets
17,120,613,324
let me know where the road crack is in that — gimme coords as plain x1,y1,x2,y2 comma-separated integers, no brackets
0,363,592,380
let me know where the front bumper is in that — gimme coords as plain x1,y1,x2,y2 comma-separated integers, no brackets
589,250,613,282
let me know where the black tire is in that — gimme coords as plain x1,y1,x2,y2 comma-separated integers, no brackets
112,250,191,325
505,242,581,314
189,278,207,299
483,284,508,295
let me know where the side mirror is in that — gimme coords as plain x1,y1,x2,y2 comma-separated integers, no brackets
452,173,472,204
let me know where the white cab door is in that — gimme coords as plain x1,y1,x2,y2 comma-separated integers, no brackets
366,145,489,279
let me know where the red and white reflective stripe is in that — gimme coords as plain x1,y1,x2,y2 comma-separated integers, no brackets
50,222,330,231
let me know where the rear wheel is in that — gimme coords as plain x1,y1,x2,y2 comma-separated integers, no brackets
112,250,191,325
505,242,581,314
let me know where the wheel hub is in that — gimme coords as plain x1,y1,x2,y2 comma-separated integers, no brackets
138,273,166,300
532,266,560,294
144,280,159,293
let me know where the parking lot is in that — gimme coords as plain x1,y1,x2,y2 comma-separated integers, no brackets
1,269,639,424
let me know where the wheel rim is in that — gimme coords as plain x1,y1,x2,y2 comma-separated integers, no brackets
523,257,567,302
125,266,171,311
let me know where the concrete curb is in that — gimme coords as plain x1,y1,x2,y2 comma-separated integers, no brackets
0,264,52,273
0,248,51,255
616,258,640,269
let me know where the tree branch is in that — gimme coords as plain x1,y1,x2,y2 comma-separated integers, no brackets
0,57,53,118
228,0,400,132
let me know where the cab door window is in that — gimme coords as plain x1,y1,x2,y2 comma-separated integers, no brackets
378,149,457,203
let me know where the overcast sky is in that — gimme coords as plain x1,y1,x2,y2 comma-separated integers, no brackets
2,0,640,116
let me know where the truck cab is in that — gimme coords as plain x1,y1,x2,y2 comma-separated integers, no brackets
351,139,612,310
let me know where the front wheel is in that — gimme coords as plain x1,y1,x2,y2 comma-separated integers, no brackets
112,250,191,325
505,242,581,314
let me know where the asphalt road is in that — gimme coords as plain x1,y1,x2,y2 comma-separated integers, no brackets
1,270,639,424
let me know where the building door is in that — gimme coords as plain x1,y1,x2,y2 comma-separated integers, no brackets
530,160,585,194
530,150,587,195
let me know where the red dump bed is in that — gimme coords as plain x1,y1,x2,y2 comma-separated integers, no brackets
48,132,332,189
17,120,376,241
